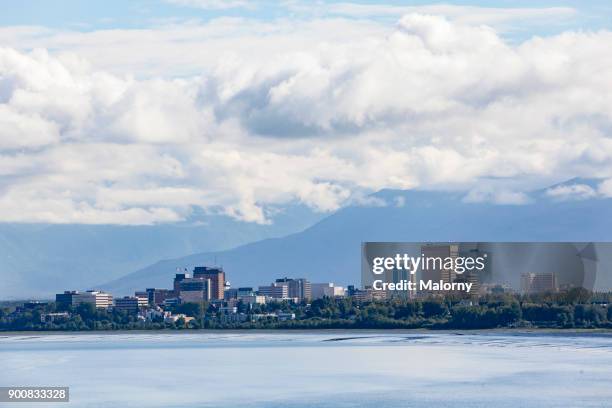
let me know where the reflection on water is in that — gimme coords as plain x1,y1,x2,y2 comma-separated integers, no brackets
1,332,611,407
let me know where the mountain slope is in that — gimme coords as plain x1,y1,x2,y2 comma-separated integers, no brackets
103,179,612,295
0,206,323,299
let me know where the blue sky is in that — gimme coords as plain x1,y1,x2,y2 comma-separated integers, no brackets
2,0,612,37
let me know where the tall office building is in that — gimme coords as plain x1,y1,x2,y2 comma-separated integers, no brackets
384,267,417,299
521,273,557,294
421,244,459,282
461,247,490,285
173,273,191,293
274,278,312,301
179,277,212,302
193,267,226,300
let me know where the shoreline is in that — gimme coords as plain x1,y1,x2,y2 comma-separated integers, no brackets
2,328,612,337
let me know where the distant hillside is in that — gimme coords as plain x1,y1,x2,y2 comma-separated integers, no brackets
102,179,612,295
0,205,322,299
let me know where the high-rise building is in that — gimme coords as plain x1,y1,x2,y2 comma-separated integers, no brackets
461,247,490,285
421,244,460,284
72,290,113,309
179,277,211,303
521,273,557,294
173,273,191,293
193,267,226,300
274,278,312,301
384,267,417,299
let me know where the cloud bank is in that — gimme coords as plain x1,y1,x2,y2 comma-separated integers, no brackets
1,13,612,224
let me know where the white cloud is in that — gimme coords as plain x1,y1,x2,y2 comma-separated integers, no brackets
0,105,60,148
599,179,612,197
463,189,530,205
1,14,612,224
546,184,598,200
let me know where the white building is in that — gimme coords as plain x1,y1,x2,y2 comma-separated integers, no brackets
72,290,113,309
40,312,70,323
311,283,346,299
164,313,194,324
239,295,266,305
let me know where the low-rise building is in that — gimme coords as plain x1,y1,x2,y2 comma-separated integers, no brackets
258,283,288,299
135,291,150,306
146,288,176,306
114,296,144,313
40,312,70,323
521,273,557,294
351,287,386,302
277,312,296,321
480,283,513,295
55,291,80,308
73,290,113,309
143,307,171,322
224,288,238,300
219,313,248,324
218,306,238,314
163,297,181,308
239,295,266,305
237,287,255,297
164,313,194,324
311,283,346,299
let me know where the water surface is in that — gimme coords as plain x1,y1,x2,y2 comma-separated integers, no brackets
1,331,611,407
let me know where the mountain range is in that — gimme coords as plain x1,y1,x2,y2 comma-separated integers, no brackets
100,178,612,296
0,205,322,299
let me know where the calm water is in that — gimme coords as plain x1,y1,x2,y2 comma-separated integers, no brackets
1,331,612,407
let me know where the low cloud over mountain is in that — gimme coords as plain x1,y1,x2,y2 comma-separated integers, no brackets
102,179,612,296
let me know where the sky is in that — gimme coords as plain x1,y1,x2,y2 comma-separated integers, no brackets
1,0,612,225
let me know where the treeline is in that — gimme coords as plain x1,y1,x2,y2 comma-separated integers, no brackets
0,303,176,331
261,289,612,330
1,288,612,331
